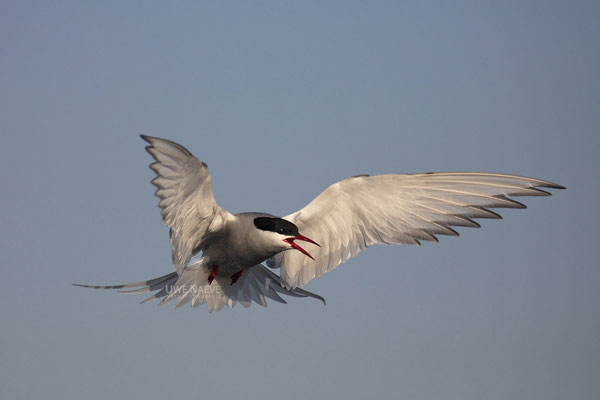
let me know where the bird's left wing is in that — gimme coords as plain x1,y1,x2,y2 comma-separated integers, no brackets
141,135,233,266
267,172,564,288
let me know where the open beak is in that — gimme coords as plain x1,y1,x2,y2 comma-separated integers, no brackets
283,235,320,260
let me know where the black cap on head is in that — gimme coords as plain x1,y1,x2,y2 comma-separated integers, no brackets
254,217,299,236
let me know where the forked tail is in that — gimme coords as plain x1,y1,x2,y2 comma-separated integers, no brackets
74,265,325,312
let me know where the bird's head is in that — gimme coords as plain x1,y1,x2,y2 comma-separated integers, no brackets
253,216,320,259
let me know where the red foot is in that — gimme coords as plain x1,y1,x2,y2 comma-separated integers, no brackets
230,270,243,285
208,266,218,284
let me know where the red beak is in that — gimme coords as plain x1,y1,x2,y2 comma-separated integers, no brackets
283,235,320,260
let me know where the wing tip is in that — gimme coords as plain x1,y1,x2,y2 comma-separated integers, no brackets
547,183,566,190
140,135,195,158
140,134,162,148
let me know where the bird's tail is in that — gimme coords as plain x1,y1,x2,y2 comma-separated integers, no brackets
73,264,325,312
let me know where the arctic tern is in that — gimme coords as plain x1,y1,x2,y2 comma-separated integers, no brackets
74,136,564,312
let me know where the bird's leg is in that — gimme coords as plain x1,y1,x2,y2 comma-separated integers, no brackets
230,270,243,285
207,266,218,284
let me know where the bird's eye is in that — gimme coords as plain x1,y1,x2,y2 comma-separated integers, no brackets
278,228,285,234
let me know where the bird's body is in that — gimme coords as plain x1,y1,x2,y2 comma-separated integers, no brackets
75,136,564,312
201,212,288,275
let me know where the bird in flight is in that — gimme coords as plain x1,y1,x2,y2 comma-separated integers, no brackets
75,136,564,312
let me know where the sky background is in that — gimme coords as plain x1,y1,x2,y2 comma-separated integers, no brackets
1,1,598,399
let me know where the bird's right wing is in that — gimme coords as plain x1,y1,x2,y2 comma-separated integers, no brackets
268,172,564,288
141,135,233,266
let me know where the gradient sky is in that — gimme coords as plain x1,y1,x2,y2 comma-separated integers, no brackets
1,1,598,399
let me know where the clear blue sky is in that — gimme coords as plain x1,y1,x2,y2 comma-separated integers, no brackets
1,1,598,399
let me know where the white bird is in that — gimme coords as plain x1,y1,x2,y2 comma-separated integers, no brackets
75,136,564,312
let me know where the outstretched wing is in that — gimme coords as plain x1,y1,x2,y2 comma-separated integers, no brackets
267,172,564,288
74,265,325,312
141,135,233,266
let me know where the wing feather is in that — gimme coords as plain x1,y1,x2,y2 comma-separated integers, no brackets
268,172,564,288
141,135,233,266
